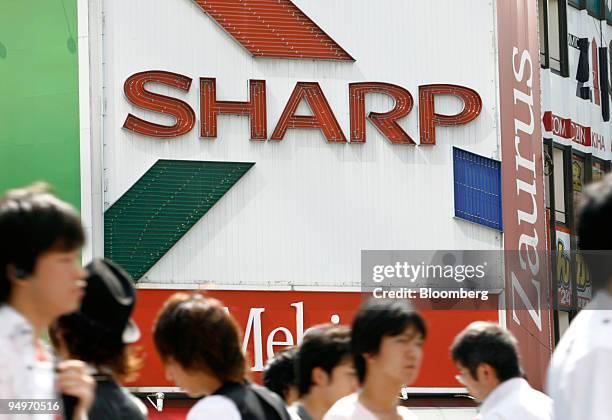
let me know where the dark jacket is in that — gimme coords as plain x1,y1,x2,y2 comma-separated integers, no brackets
89,375,147,420
213,381,291,420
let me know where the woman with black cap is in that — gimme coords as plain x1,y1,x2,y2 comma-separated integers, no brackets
50,258,147,420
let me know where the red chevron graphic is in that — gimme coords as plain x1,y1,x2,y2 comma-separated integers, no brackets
191,0,354,61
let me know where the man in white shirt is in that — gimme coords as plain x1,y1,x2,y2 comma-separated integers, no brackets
0,184,95,419
450,322,551,420
323,299,425,420
547,173,612,420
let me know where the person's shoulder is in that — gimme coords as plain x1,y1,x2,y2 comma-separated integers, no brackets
576,295,612,349
0,305,30,345
522,385,552,416
128,393,148,418
94,378,129,401
89,379,147,420
287,404,299,417
564,312,612,355
397,406,418,420
552,310,612,370
589,310,612,350
525,386,552,404
287,404,304,420
514,378,547,397
323,394,360,420
329,393,359,410
120,387,148,418
187,395,241,420
487,380,550,420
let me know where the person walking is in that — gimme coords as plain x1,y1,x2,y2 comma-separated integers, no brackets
50,258,147,420
0,184,95,420
451,322,551,420
290,325,358,420
548,173,612,420
323,299,425,420
153,293,291,420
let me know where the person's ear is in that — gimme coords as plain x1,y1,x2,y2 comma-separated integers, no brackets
164,358,177,381
476,363,497,384
362,352,376,365
6,263,30,283
311,367,330,386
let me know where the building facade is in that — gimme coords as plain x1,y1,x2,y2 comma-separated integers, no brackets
75,0,547,416
10,0,611,417
539,0,612,336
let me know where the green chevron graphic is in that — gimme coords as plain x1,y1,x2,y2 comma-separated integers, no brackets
104,159,255,280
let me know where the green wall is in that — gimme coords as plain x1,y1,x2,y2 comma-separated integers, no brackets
0,0,80,208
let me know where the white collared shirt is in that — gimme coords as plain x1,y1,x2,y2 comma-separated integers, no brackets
323,393,417,420
186,395,241,420
0,305,57,420
476,377,551,420
547,291,612,420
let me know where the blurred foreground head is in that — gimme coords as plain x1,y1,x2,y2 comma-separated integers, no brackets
351,299,426,386
578,173,612,292
0,183,85,318
153,293,246,397
51,258,142,380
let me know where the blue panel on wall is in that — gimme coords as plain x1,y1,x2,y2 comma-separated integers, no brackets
453,147,503,231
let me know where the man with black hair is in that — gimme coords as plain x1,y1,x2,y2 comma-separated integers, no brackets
263,347,299,406
451,322,551,420
324,299,425,420
290,325,357,420
548,173,612,420
0,184,95,419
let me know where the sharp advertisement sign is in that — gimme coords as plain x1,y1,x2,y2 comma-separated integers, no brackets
86,0,552,391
